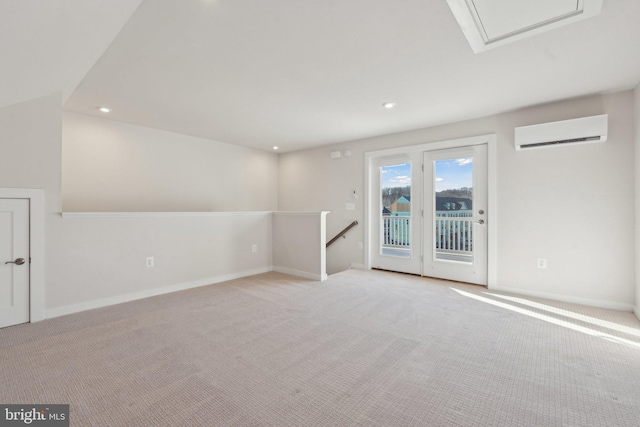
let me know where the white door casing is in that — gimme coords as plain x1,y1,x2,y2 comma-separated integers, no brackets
365,134,496,287
0,198,30,328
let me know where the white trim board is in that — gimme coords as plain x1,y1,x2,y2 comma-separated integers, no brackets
45,267,273,319
62,211,329,219
273,211,330,216
61,211,273,218
0,188,45,323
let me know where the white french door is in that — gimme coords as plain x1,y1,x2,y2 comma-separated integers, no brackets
371,153,422,275
423,145,488,285
367,136,492,285
0,198,30,328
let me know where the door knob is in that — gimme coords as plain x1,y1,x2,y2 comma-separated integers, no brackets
5,258,25,265
475,219,485,225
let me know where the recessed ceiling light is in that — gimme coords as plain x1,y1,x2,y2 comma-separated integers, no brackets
97,106,111,113
273,146,279,150
383,102,396,109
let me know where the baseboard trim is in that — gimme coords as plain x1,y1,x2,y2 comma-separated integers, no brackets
489,285,635,312
272,266,327,281
350,263,367,270
44,267,273,320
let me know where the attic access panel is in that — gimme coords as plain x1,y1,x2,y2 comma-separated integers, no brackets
447,0,603,53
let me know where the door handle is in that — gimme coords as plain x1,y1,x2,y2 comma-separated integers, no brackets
5,258,25,265
475,219,485,225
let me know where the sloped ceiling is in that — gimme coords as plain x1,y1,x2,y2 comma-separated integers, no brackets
4,1,640,152
0,0,143,110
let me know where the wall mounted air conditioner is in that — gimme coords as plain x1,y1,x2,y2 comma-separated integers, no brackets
514,114,608,151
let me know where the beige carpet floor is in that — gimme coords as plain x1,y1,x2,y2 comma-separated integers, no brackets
1,269,640,426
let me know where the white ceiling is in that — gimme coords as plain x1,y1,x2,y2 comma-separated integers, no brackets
5,1,640,153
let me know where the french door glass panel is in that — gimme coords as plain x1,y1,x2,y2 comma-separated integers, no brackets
423,145,487,285
381,162,411,258
371,154,421,275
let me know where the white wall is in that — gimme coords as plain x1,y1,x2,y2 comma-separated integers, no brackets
635,84,640,319
279,91,636,310
278,148,363,275
272,212,328,281
2,90,636,317
47,212,272,317
0,94,62,214
0,94,63,315
63,112,278,212
1,95,276,316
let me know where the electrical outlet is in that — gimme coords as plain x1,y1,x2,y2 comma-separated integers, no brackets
537,258,547,269
252,244,257,253
146,256,155,268
358,242,363,250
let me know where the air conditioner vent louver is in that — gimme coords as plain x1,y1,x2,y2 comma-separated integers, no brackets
515,115,608,151
518,136,602,150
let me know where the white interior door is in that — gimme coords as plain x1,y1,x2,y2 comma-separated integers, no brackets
423,145,488,285
0,199,30,328
371,153,422,275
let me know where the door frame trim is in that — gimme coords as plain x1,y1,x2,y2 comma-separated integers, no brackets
364,134,497,287
0,188,45,322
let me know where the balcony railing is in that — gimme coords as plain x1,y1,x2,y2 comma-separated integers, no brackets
382,213,474,258
383,216,410,248
435,216,473,253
